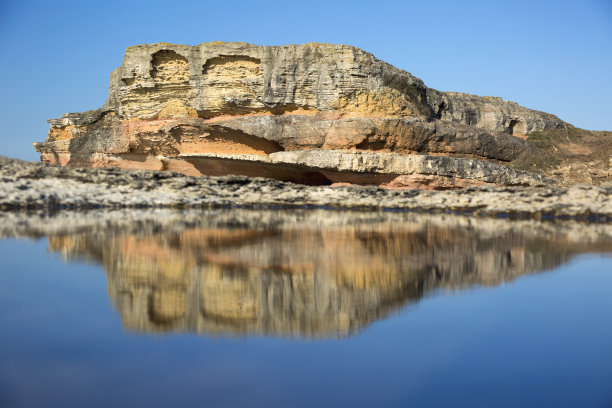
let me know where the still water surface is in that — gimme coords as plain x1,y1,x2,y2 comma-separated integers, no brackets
0,209,611,407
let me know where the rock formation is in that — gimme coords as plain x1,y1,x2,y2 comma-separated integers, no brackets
34,42,584,189
4,209,611,338
3,157,612,220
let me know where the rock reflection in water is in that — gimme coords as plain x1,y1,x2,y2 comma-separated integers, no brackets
10,209,611,338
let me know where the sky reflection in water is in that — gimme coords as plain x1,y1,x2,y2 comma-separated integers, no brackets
0,209,611,408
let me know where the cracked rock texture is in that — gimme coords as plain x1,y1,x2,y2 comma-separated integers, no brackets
2,157,610,220
34,42,571,189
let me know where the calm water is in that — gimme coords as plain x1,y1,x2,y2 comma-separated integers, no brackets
0,209,611,408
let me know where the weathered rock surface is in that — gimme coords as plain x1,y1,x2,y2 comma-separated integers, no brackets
426,91,564,135
179,149,552,187
3,208,611,338
2,157,611,220
34,42,575,189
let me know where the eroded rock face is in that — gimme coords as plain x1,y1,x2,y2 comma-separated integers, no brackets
34,42,567,189
426,91,563,136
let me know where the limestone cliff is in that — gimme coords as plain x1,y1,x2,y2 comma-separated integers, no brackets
34,42,605,188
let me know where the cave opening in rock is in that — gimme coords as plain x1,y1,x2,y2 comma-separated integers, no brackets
508,119,527,135
150,50,190,83
356,139,387,151
435,101,447,119
202,55,262,75
466,110,479,126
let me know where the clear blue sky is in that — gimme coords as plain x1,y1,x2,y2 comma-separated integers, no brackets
1,0,610,161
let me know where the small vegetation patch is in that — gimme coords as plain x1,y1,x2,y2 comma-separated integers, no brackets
527,128,571,148
526,125,596,148
511,150,561,173
513,125,611,184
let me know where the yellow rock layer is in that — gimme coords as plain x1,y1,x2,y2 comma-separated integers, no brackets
158,99,198,119
335,89,424,118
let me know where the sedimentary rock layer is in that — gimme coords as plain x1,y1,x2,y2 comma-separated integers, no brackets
34,42,568,188
2,157,610,220
179,150,552,187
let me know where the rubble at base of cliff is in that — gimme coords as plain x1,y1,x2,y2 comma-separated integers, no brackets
1,156,611,221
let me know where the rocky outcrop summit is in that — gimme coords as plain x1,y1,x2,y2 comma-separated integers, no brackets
35,42,591,189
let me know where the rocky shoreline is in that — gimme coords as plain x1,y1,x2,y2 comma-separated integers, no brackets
1,156,611,221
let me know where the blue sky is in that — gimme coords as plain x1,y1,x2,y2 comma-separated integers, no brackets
0,0,610,160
